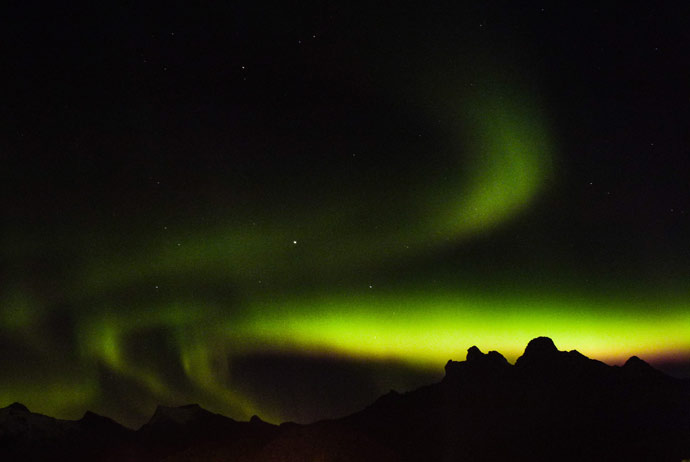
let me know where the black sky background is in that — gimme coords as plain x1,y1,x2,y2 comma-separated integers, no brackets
4,2,690,271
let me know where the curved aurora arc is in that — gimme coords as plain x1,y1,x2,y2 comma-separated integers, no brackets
2,83,690,426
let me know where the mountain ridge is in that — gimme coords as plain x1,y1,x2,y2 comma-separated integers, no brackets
2,337,689,461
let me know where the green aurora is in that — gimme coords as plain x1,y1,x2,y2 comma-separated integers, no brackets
3,3,690,428
3,81,689,425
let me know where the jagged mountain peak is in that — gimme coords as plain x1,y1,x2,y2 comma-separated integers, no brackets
3,402,29,413
444,344,510,381
521,336,559,358
2,338,688,461
148,403,212,426
81,410,106,421
624,355,651,369
79,410,132,434
466,345,484,361
514,336,596,371
249,414,276,428
622,355,670,381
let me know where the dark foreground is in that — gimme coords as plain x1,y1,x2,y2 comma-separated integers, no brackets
2,337,689,461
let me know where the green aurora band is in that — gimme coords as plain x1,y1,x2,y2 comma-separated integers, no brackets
2,82,689,426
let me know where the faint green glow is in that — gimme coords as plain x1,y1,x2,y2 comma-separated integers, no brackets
75,86,552,295
0,378,97,418
0,289,42,331
75,303,219,403
445,97,552,233
79,319,174,399
177,333,258,418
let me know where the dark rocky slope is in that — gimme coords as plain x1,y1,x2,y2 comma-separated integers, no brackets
2,337,689,461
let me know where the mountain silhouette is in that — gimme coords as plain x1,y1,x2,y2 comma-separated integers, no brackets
2,337,689,461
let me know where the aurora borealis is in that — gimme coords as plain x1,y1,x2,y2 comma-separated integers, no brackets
3,3,690,427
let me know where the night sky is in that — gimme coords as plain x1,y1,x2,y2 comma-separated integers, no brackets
2,2,690,427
